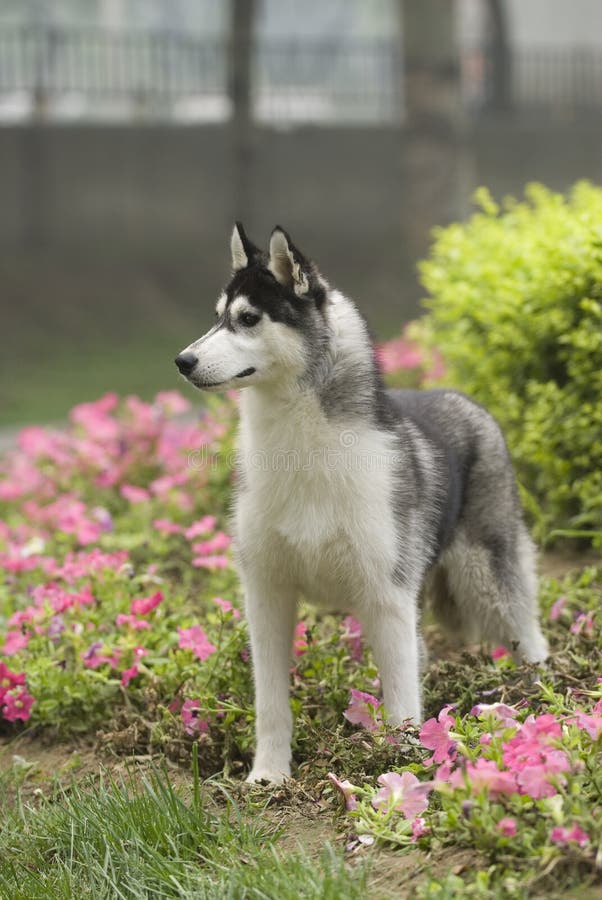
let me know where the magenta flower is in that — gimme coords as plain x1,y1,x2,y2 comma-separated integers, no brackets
153,519,183,535
571,710,602,740
115,614,151,631
81,642,121,670
121,665,139,686
181,698,210,736
130,590,163,617
411,817,430,841
497,817,518,837
449,759,518,799
184,517,216,540
327,772,358,811
2,688,35,722
550,825,590,848
120,484,151,504
550,595,567,621
343,689,383,732
177,625,217,661
419,706,457,764
570,612,595,636
293,622,308,656
491,646,510,660
2,630,30,656
341,616,363,661
192,531,231,555
371,771,432,820
191,555,229,570
154,390,191,415
213,597,240,620
0,662,26,701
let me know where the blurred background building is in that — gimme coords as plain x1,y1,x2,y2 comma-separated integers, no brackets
1,0,602,423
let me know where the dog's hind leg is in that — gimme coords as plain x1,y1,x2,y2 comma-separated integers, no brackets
440,527,548,664
359,586,422,725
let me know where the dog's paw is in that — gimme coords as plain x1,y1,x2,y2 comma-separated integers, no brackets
245,767,290,786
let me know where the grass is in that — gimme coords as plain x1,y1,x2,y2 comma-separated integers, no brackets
0,747,367,900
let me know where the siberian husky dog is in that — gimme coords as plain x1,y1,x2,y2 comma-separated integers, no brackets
175,224,549,784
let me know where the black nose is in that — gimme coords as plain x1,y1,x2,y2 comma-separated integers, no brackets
174,351,197,375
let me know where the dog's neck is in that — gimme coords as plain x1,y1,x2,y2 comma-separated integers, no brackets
239,291,388,431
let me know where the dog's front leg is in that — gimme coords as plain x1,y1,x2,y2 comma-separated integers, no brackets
361,589,422,725
245,577,297,784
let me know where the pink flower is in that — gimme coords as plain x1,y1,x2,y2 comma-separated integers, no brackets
491,646,509,660
177,625,217,661
497,817,517,837
120,484,151,504
471,702,519,730
184,517,216,539
449,759,518,799
81,642,121,670
153,519,183,536
2,688,35,722
343,689,383,732
420,706,457,765
551,825,590,848
181,698,209,736
121,665,139,686
115,614,151,631
130,590,163,617
0,662,26,701
371,771,432,820
502,715,570,799
327,772,358,811
192,532,231,555
154,391,191,416
2,630,30,656
571,612,595,636
213,597,240,620
550,596,567,621
411,817,430,841
341,616,363,661
293,621,308,656
571,710,602,741
191,555,229,570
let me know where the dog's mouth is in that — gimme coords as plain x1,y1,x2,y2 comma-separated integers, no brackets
194,367,256,389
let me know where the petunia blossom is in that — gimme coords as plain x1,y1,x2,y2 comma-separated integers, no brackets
130,590,163,617
549,596,567,621
177,625,217,661
419,705,457,765
497,817,518,837
327,772,358,811
213,597,241,620
371,771,432,820
181,698,210,736
293,621,309,656
2,630,30,656
550,825,590,848
343,689,383,732
2,688,35,722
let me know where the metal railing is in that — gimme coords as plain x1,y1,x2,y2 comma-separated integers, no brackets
0,25,402,124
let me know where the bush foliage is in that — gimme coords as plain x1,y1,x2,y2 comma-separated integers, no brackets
421,181,602,543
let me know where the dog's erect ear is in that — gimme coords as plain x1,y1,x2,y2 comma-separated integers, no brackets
269,227,314,297
230,222,261,272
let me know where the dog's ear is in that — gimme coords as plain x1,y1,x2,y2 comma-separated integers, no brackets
269,227,316,298
230,222,261,272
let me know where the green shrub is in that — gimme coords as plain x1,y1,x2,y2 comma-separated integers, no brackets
420,181,602,545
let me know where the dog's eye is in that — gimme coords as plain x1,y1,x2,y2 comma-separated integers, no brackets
239,312,261,328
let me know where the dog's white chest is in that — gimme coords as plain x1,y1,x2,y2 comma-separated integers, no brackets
236,390,400,605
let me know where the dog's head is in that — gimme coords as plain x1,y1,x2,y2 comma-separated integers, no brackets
175,224,328,392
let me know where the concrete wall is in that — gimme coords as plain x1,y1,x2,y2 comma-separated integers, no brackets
2,117,602,358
